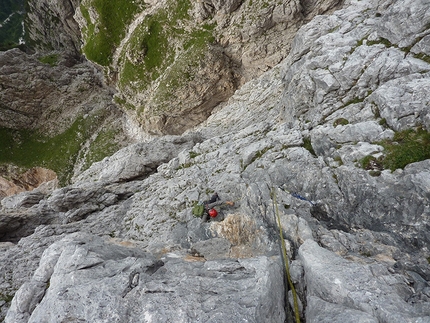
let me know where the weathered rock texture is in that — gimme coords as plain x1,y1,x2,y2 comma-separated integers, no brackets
6,233,284,323
25,0,81,55
0,49,114,134
0,167,57,199
1,0,430,322
0,48,131,185
72,0,343,135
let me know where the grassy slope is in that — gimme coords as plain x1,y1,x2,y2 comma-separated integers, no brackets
115,0,215,115
80,0,145,66
0,113,121,185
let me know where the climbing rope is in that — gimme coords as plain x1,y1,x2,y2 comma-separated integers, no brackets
272,187,301,323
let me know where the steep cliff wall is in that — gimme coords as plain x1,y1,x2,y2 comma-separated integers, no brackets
25,0,81,55
0,0,344,188
74,0,343,135
0,49,129,185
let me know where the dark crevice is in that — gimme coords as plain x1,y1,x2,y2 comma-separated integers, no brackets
145,260,165,275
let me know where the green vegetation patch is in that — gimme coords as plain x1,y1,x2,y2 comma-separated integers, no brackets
359,128,430,172
189,151,200,158
119,10,170,90
0,292,13,303
360,155,383,170
83,128,121,170
0,114,120,185
343,97,365,107
38,53,59,66
118,0,216,114
380,127,430,171
333,118,349,127
80,0,145,66
303,137,317,157
152,44,208,111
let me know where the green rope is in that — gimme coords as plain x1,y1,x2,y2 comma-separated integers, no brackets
272,187,301,323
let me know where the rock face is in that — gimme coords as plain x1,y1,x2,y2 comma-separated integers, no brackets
0,49,113,134
72,0,343,135
0,167,57,199
1,0,430,322
25,0,81,55
6,233,284,323
0,48,131,184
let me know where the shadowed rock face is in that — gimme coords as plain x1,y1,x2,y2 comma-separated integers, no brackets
1,0,430,322
70,0,343,135
25,0,81,55
0,49,112,134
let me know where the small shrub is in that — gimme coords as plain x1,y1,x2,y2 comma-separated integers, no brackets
414,53,430,64
332,173,338,183
367,37,393,47
360,155,383,171
189,151,199,158
0,293,13,303
369,170,381,177
177,162,193,170
333,156,343,165
333,118,349,127
344,97,364,106
38,54,59,66
303,137,316,157
379,118,388,127
360,250,372,257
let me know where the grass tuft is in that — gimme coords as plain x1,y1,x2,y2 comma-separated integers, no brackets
359,128,430,172
380,127,430,171
333,118,349,127
303,137,317,157
38,54,59,66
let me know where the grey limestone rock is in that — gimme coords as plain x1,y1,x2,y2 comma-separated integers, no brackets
1,0,430,322
5,232,285,323
73,134,202,185
299,240,428,323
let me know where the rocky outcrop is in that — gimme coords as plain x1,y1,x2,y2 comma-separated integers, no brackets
133,46,239,135
1,0,430,322
298,240,430,322
6,233,284,323
0,49,110,134
73,0,343,135
0,167,57,199
73,133,203,184
0,48,131,184
25,0,81,55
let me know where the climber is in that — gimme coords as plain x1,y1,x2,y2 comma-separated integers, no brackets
192,192,234,222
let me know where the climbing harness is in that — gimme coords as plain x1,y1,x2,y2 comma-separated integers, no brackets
272,187,301,323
